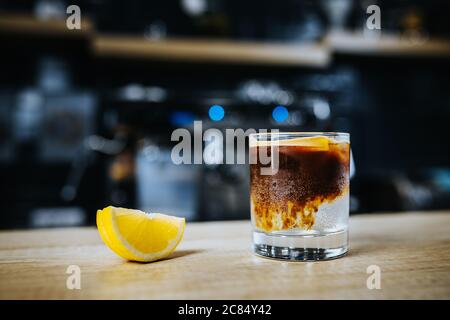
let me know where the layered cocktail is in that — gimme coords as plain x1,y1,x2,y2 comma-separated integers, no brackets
250,132,350,261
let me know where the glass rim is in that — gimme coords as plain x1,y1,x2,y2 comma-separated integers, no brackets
249,132,349,138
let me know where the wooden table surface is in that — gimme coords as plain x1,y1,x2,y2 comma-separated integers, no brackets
0,212,449,299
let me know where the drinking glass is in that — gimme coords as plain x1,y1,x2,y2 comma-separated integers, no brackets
249,132,350,261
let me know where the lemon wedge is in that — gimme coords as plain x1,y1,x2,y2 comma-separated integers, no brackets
250,136,331,150
96,206,185,262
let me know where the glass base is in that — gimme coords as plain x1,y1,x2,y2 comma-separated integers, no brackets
252,230,348,261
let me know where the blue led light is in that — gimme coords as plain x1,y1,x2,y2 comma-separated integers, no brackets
208,105,225,121
170,111,195,126
272,105,289,123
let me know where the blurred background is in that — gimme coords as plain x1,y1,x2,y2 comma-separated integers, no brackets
0,0,449,229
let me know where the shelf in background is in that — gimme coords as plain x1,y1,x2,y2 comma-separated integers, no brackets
94,36,330,67
0,14,93,37
326,30,450,57
1,14,450,67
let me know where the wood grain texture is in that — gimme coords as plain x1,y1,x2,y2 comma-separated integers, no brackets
0,212,449,299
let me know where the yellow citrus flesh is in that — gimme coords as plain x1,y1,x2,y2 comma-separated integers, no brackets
96,206,185,262
249,136,332,150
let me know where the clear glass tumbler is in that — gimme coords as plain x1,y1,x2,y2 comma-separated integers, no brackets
249,132,350,261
